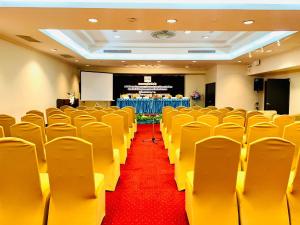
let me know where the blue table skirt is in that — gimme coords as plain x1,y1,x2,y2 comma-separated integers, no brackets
117,98,190,114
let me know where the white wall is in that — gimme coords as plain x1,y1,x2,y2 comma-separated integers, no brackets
0,38,79,120
184,74,205,97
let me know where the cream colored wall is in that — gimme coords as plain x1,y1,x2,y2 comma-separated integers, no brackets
0,38,79,120
185,74,205,106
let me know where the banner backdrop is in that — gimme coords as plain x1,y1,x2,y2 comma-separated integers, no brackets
113,74,185,100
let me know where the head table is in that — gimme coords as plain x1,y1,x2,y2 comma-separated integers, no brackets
116,98,190,114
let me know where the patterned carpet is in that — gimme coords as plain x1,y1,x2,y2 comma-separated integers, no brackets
102,124,189,225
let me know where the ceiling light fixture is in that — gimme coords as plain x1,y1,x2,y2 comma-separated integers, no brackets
114,35,120,39
266,49,273,53
167,19,177,24
86,64,90,67
185,65,190,68
157,61,161,63
121,60,126,63
248,52,252,58
260,47,264,53
51,48,57,52
192,60,197,63
243,20,254,25
88,18,98,23
185,31,191,34
277,40,281,46
202,36,209,39
237,60,242,63
75,59,79,62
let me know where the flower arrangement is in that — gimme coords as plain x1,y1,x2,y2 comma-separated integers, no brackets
190,90,201,100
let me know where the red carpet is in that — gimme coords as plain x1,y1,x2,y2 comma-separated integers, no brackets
102,124,189,225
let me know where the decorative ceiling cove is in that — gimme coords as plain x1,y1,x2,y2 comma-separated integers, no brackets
41,29,295,61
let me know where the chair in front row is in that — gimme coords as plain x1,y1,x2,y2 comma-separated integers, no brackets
237,138,294,225
80,122,120,191
283,122,300,170
10,122,47,172
46,123,77,141
102,114,127,164
185,137,241,225
0,114,16,137
0,138,50,225
0,126,4,138
45,137,105,225
175,122,212,191
273,115,295,137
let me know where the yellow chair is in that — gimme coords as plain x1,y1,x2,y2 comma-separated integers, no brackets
81,122,120,191
186,136,241,225
73,115,97,136
10,122,47,172
45,137,105,225
245,111,263,130
179,108,192,113
0,137,50,225
197,114,219,127
175,122,211,191
48,114,71,125
26,110,45,120
168,114,194,164
21,113,46,143
114,110,132,149
225,106,234,111
122,107,135,138
163,110,181,149
88,110,108,122
102,114,127,164
46,123,77,141
160,106,174,133
191,106,202,110
188,110,205,120
237,138,294,225
274,115,295,137
122,106,137,133
70,110,89,124
110,106,120,110
207,106,217,110
223,115,245,127
77,106,87,110
214,123,244,144
207,110,225,123
176,106,186,110
0,125,4,138
226,111,246,118
48,109,65,117
0,114,16,137
46,107,59,119
218,108,230,114
247,115,270,131
84,108,97,113
95,106,104,110
241,122,280,164
60,105,73,111
63,107,76,117
283,122,300,170
199,108,211,114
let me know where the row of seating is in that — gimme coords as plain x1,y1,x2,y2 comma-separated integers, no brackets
0,105,137,225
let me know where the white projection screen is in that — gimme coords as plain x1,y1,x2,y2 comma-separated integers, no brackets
80,72,113,101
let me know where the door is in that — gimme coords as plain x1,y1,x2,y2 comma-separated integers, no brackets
264,79,290,114
205,82,216,107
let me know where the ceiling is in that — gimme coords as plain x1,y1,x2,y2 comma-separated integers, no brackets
1,2,300,70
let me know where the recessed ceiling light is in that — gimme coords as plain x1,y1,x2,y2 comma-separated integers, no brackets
121,60,126,63
167,19,177,24
202,36,209,39
237,60,242,63
185,31,191,34
75,59,79,62
136,30,143,33
51,48,57,52
277,40,281,46
114,35,120,39
248,52,252,58
157,61,161,63
243,20,254,25
86,64,90,67
192,60,197,63
185,65,190,68
266,49,273,53
88,18,98,23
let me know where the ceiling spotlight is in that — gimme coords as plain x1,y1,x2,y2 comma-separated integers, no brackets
248,52,252,58
261,47,264,53
237,60,242,63
75,59,79,62
243,20,254,25
202,36,209,39
51,48,57,52
86,64,90,67
277,40,281,46
136,30,143,33
121,61,126,63
167,19,177,24
157,61,161,63
114,35,120,39
192,60,197,63
266,49,273,53
185,65,190,68
88,18,98,23
185,31,191,34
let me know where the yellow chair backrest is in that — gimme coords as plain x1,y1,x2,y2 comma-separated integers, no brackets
63,107,76,117
245,111,263,128
95,106,104,110
218,108,230,114
191,106,202,110
114,110,130,134
247,122,280,144
179,122,212,161
48,114,71,125
110,106,120,110
179,108,192,112
207,110,225,123
70,110,89,124
26,110,44,119
21,114,46,143
199,108,212,114
162,106,174,124
197,114,219,127
0,114,16,137
122,106,136,119
102,114,125,150
46,107,59,118
273,115,295,137
47,109,65,118
80,122,114,171
89,110,108,122
243,138,294,196
0,126,4,138
73,115,97,135
45,137,96,198
223,115,245,127
283,122,300,170
176,106,186,110
165,110,180,133
60,105,73,111
214,123,244,144
207,106,217,110
77,106,87,110
188,110,206,120
225,106,234,111
193,136,241,194
226,111,246,118
170,114,194,147
122,107,134,128
10,122,46,169
46,123,77,141
247,115,270,128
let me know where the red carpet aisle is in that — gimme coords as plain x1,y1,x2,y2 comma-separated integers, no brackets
102,124,189,225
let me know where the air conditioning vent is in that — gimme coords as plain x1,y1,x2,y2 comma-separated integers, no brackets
60,54,74,59
103,50,132,53
188,50,216,54
16,35,41,43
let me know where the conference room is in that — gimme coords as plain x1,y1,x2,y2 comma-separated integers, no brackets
1,1,300,225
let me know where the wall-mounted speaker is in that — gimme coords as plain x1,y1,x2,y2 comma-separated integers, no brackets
254,78,264,91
